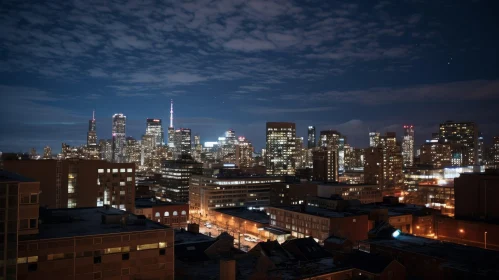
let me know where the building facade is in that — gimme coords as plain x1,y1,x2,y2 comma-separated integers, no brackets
402,125,414,167
173,128,191,158
4,159,136,211
439,121,478,166
135,198,189,229
146,118,164,147
420,140,452,168
112,113,126,163
307,126,316,149
265,122,296,175
87,111,98,156
235,136,253,168
159,155,202,203
312,149,339,182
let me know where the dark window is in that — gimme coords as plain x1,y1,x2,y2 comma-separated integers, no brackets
93,256,101,264
122,253,129,260
93,272,101,279
19,219,28,229
30,194,38,204
28,263,37,272
159,249,166,255
29,219,37,229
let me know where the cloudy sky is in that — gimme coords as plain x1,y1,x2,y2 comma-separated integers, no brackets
0,0,498,153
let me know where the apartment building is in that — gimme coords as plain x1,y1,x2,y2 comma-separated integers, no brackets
135,197,189,229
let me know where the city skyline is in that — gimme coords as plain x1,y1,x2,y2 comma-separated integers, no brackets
1,0,499,152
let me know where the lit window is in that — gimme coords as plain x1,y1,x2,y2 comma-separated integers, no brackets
104,247,122,254
120,181,126,186
181,210,186,215
137,243,159,250
107,169,111,173
98,169,104,173
127,177,132,182
164,212,169,216
17,257,27,264
27,256,38,263
113,169,118,173
173,211,178,216
155,212,160,217
120,168,126,172
122,246,130,252
47,253,65,260
127,168,133,172
159,242,167,248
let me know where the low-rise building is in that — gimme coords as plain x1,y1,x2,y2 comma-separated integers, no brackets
318,183,382,204
135,197,189,229
269,180,319,206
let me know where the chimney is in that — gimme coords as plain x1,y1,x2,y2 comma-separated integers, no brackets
220,259,236,280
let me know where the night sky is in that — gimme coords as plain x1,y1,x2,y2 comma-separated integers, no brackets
1,0,498,153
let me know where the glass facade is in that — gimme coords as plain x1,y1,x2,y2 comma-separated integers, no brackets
112,113,126,163
266,122,296,175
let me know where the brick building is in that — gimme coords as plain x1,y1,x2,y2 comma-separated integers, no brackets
135,197,189,229
4,159,135,211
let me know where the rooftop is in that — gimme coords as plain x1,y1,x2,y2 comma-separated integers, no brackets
214,207,270,224
21,207,168,241
174,228,215,245
135,197,185,208
365,234,499,275
273,205,358,218
0,170,36,182
318,182,378,188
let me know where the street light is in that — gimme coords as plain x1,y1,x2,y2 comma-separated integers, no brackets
485,231,488,249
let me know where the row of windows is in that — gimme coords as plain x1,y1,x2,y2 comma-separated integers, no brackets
98,168,133,174
155,210,186,217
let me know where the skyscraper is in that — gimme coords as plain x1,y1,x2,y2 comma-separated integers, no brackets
319,130,341,148
402,125,415,167
369,132,380,148
43,146,51,159
174,128,191,157
87,110,97,148
112,113,126,163
312,149,338,182
146,118,164,146
236,136,254,168
307,126,316,149
167,100,175,148
221,129,238,163
477,133,484,165
494,136,499,169
266,122,296,175
364,132,403,188
439,121,478,166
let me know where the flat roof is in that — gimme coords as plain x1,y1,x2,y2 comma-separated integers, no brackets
135,197,186,208
365,234,499,275
0,170,36,182
318,183,378,188
174,229,215,245
214,208,270,224
20,207,168,241
272,205,359,218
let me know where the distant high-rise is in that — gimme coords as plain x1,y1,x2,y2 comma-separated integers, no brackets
236,136,254,168
420,140,451,168
87,110,97,148
146,118,164,146
402,125,415,167
494,136,499,169
369,132,380,148
160,155,202,203
307,126,316,149
174,128,191,157
99,139,112,161
319,130,341,148
365,132,403,188
221,129,238,164
167,100,175,148
112,113,126,163
477,133,484,165
266,122,296,175
312,149,338,182
439,121,478,166
43,146,51,159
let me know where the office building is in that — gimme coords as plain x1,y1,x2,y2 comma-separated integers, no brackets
173,128,191,158
189,174,285,218
4,159,135,211
135,197,189,229
43,146,51,159
159,155,202,203
235,136,253,168
420,140,452,168
220,129,238,164
146,118,164,146
364,133,403,188
338,136,346,172
193,135,202,162
265,122,296,175
312,149,339,182
316,183,382,204
439,121,478,166
268,205,369,243
0,171,40,279
307,126,316,149
112,113,126,163
369,132,380,148
269,181,319,206
477,133,484,165
125,137,141,167
87,111,97,149
167,100,175,148
99,139,112,162
402,125,414,167
319,130,341,149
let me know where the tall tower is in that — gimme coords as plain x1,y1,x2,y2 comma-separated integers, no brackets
146,118,164,146
168,100,175,148
307,126,316,149
266,122,296,175
173,128,192,158
112,113,126,163
439,121,478,166
369,132,380,147
402,125,414,167
87,110,97,147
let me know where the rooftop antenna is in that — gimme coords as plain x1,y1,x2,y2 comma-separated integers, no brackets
169,99,174,128
92,109,95,120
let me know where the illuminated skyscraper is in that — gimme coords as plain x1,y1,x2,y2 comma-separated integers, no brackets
266,122,296,175
402,125,414,167
369,132,380,148
87,110,97,147
312,149,338,182
43,146,52,159
319,130,341,148
307,126,316,149
221,129,238,163
477,133,484,165
439,121,478,166
420,140,451,168
174,128,191,158
236,136,254,168
167,100,175,148
112,113,126,163
494,136,499,169
146,118,164,146
364,132,403,188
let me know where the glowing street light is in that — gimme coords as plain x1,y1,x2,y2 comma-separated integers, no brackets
392,229,401,238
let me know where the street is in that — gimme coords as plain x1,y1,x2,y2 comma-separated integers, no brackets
198,223,259,252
